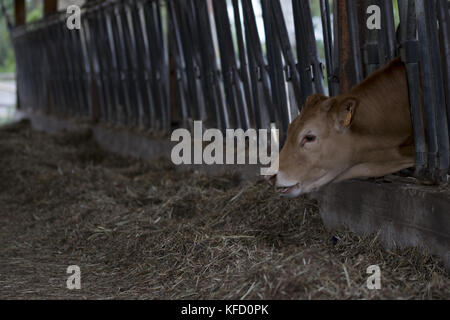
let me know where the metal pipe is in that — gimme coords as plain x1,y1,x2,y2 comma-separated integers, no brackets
261,0,288,134
398,0,427,176
416,0,444,179
425,0,449,178
437,0,450,170
346,0,364,83
320,0,335,96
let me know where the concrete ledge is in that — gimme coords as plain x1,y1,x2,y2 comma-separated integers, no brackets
17,111,450,272
17,111,260,180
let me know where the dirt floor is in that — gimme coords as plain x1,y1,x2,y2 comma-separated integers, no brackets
0,120,448,299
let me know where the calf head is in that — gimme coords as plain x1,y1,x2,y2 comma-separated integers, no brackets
269,94,360,197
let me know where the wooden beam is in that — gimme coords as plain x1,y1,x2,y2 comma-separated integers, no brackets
44,0,58,16
14,0,25,26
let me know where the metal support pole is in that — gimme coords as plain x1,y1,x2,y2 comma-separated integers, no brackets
320,0,336,96
416,0,449,179
399,0,427,177
437,0,450,171
346,0,364,84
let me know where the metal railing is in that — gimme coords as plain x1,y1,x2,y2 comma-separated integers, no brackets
10,0,450,181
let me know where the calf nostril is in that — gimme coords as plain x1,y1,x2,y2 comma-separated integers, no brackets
265,174,276,186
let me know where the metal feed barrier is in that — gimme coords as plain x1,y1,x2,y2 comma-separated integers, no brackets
8,0,450,181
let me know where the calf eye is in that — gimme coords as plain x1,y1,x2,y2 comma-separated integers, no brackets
300,134,316,147
305,135,316,142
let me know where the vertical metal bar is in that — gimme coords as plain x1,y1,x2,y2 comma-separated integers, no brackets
131,0,150,128
346,0,364,84
173,0,205,124
374,0,387,65
105,3,125,124
332,0,341,95
270,0,303,110
232,0,255,127
426,0,449,177
59,18,74,116
320,0,336,96
72,26,87,117
166,0,191,128
335,0,353,93
194,0,228,130
437,0,450,166
242,0,272,128
364,0,380,76
416,0,448,179
96,4,115,123
213,0,249,129
382,0,397,61
49,22,60,114
13,0,26,112
192,0,222,129
124,0,146,127
244,16,264,129
69,20,87,117
270,0,305,134
292,0,313,104
79,6,92,118
61,5,75,116
399,0,427,176
153,0,171,131
89,6,107,122
105,2,121,122
261,0,287,134
137,0,157,128
293,0,325,102
115,1,138,126
305,0,325,95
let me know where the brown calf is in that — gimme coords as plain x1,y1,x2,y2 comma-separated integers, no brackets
269,58,414,197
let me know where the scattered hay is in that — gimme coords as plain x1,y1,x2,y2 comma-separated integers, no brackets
0,121,448,299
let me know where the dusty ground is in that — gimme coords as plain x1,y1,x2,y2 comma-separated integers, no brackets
0,120,448,299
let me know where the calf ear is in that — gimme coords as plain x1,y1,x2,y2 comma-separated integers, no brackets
321,97,337,112
334,97,359,130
